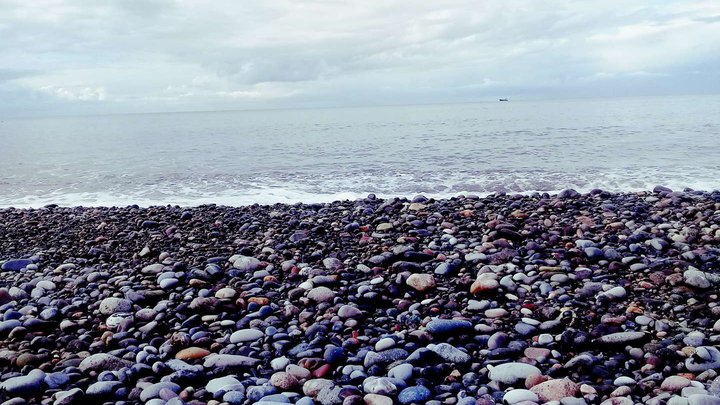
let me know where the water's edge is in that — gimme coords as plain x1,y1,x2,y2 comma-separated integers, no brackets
3,187,717,209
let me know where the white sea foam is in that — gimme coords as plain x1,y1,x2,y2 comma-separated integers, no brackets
2,170,717,209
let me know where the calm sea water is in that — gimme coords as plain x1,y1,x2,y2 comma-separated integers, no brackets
1,95,719,207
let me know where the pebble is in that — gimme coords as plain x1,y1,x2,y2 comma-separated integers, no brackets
427,343,471,364
597,331,646,344
206,376,242,394
270,372,299,390
303,379,333,397
684,331,706,347
688,395,720,405
485,308,509,318
470,273,499,294
503,389,540,404
224,391,246,404
398,386,432,404
530,378,579,402
604,286,627,299
203,353,260,368
488,362,542,384
662,376,692,392
686,347,720,372
0,193,717,405
53,388,84,405
175,347,211,360
0,259,33,271
230,328,265,343
364,394,393,405
232,255,260,271
0,369,45,397
86,380,122,397
614,376,636,386
139,382,180,401
388,363,413,381
364,377,397,395
406,274,436,291
684,269,711,289
338,305,362,319
78,353,132,372
375,337,395,351
425,319,472,334
308,287,335,303
98,297,133,314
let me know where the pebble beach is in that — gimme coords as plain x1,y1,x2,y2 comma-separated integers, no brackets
0,187,719,405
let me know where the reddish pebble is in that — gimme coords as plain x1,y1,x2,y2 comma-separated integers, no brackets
312,363,332,378
525,374,551,389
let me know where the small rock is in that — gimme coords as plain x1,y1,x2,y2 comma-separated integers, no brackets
604,286,626,300
686,347,720,372
687,394,720,405
364,378,397,395
364,394,393,405
425,319,472,334
488,362,541,384
406,274,436,292
531,378,579,402
78,354,132,372
98,297,133,315
0,369,45,397
503,389,540,405
388,363,413,381
684,269,711,289
1,259,34,272
427,343,471,364
270,372,299,390
308,287,335,303
139,382,180,401
613,376,636,386
175,347,211,360
303,379,334,397
206,376,242,394
661,376,691,392
233,255,261,271
203,354,260,369
470,273,499,294
323,258,342,270
230,328,265,344
397,386,432,404
53,388,85,405
338,305,362,319
597,332,645,344
215,287,237,299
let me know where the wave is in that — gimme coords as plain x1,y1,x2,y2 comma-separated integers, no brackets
1,167,717,208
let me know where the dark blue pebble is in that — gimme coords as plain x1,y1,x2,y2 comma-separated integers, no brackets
246,386,277,402
1,259,34,271
398,386,432,404
425,319,472,334
324,346,346,364
44,372,70,389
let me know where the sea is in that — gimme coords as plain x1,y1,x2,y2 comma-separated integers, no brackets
1,95,718,208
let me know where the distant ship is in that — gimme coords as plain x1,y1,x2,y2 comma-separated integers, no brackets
499,98,509,102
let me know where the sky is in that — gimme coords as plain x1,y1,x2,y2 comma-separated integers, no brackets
1,0,719,116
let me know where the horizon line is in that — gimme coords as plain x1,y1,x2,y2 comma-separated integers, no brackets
2,92,718,121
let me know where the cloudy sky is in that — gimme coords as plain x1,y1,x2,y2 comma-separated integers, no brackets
1,0,719,116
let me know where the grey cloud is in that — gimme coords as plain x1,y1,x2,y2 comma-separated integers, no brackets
0,69,40,82
694,15,720,23
0,0,718,116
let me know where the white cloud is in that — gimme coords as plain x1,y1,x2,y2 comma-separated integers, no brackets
40,85,106,101
0,0,718,115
